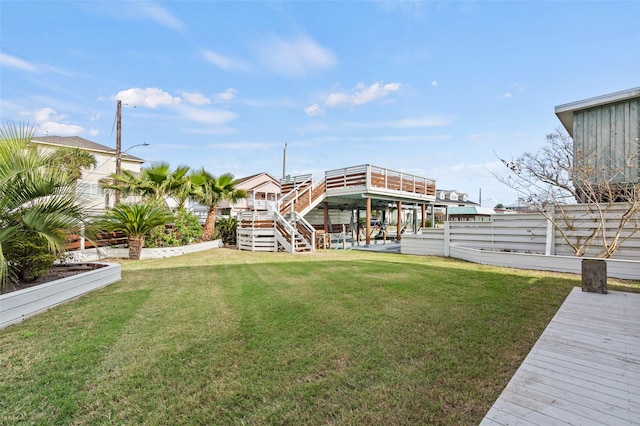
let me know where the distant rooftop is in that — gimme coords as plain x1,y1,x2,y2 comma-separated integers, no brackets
31,136,145,162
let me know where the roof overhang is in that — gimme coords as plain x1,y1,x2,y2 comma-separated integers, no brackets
555,87,640,137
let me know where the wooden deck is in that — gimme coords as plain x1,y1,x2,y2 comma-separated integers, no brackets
482,287,640,425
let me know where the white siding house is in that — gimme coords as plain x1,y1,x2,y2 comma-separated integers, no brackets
30,136,146,215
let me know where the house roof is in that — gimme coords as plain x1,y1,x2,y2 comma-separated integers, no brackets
31,135,145,162
235,172,280,189
448,206,496,215
555,87,640,136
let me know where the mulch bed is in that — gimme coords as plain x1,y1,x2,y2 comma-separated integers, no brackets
0,264,105,295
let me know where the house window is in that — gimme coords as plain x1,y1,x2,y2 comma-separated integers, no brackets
77,183,104,197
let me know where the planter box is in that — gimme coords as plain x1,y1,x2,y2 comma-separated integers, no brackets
0,263,121,329
449,246,640,281
68,239,223,261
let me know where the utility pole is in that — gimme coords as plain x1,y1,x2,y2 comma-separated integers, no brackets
282,143,287,180
115,99,122,203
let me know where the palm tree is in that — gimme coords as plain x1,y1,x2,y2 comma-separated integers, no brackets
190,169,247,241
92,203,174,260
0,123,84,287
101,162,191,209
49,147,97,181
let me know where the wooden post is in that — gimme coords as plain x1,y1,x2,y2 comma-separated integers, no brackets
396,201,402,241
582,259,607,294
365,198,371,246
115,99,122,204
323,202,329,233
421,204,426,228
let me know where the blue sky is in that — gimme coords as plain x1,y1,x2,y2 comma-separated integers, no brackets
1,1,639,206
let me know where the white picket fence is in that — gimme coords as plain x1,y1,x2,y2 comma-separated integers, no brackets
401,206,640,280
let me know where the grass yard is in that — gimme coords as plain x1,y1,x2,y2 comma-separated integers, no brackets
1,249,634,425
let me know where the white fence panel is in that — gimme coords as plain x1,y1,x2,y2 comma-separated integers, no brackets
401,204,640,279
237,228,277,252
401,230,444,256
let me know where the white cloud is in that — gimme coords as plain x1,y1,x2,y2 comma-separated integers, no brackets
304,103,325,117
212,142,273,150
503,92,512,98
0,53,39,72
182,91,211,105
342,114,451,129
21,107,84,136
202,49,252,72
30,107,57,123
389,116,451,128
431,80,438,86
177,104,237,126
512,82,526,93
135,1,184,32
116,87,182,108
258,35,337,78
40,122,84,136
325,82,401,108
214,88,238,103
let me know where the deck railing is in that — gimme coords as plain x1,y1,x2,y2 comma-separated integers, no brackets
325,164,436,197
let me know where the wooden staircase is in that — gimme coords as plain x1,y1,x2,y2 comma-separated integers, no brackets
238,174,327,253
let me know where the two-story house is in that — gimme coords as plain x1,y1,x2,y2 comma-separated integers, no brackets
30,136,145,215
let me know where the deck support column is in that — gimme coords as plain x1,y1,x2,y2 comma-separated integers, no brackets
365,198,371,246
431,204,436,228
421,204,426,229
396,201,402,241
323,202,329,233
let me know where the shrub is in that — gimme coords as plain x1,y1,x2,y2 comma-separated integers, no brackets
9,233,61,282
145,210,202,248
215,216,238,246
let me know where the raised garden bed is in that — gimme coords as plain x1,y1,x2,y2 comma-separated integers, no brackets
0,262,121,329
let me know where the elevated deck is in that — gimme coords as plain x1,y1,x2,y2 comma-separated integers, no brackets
322,164,436,210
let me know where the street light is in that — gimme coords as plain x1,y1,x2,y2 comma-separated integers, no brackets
114,142,149,203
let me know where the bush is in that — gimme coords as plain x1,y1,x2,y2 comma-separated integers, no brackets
216,216,238,246
145,210,202,248
8,233,60,282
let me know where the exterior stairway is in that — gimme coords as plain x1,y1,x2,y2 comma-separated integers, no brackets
238,174,327,253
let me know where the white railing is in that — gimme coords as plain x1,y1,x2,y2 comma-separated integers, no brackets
324,164,436,196
266,201,315,253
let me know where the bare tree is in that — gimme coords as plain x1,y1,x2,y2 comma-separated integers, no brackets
498,127,640,258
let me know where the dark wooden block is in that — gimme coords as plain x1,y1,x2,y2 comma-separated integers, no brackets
582,259,607,294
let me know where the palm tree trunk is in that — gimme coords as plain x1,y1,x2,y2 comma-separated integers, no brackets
202,205,217,241
128,236,145,260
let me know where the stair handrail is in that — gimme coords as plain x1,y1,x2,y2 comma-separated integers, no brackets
278,174,314,215
266,200,315,253
280,176,327,217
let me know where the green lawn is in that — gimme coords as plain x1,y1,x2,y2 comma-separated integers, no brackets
1,249,630,425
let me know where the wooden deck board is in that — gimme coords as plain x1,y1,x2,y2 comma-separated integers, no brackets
481,287,640,425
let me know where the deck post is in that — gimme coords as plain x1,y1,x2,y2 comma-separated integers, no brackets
356,209,361,245
396,201,402,241
365,197,371,246
323,202,329,233
431,204,435,228
421,204,426,228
